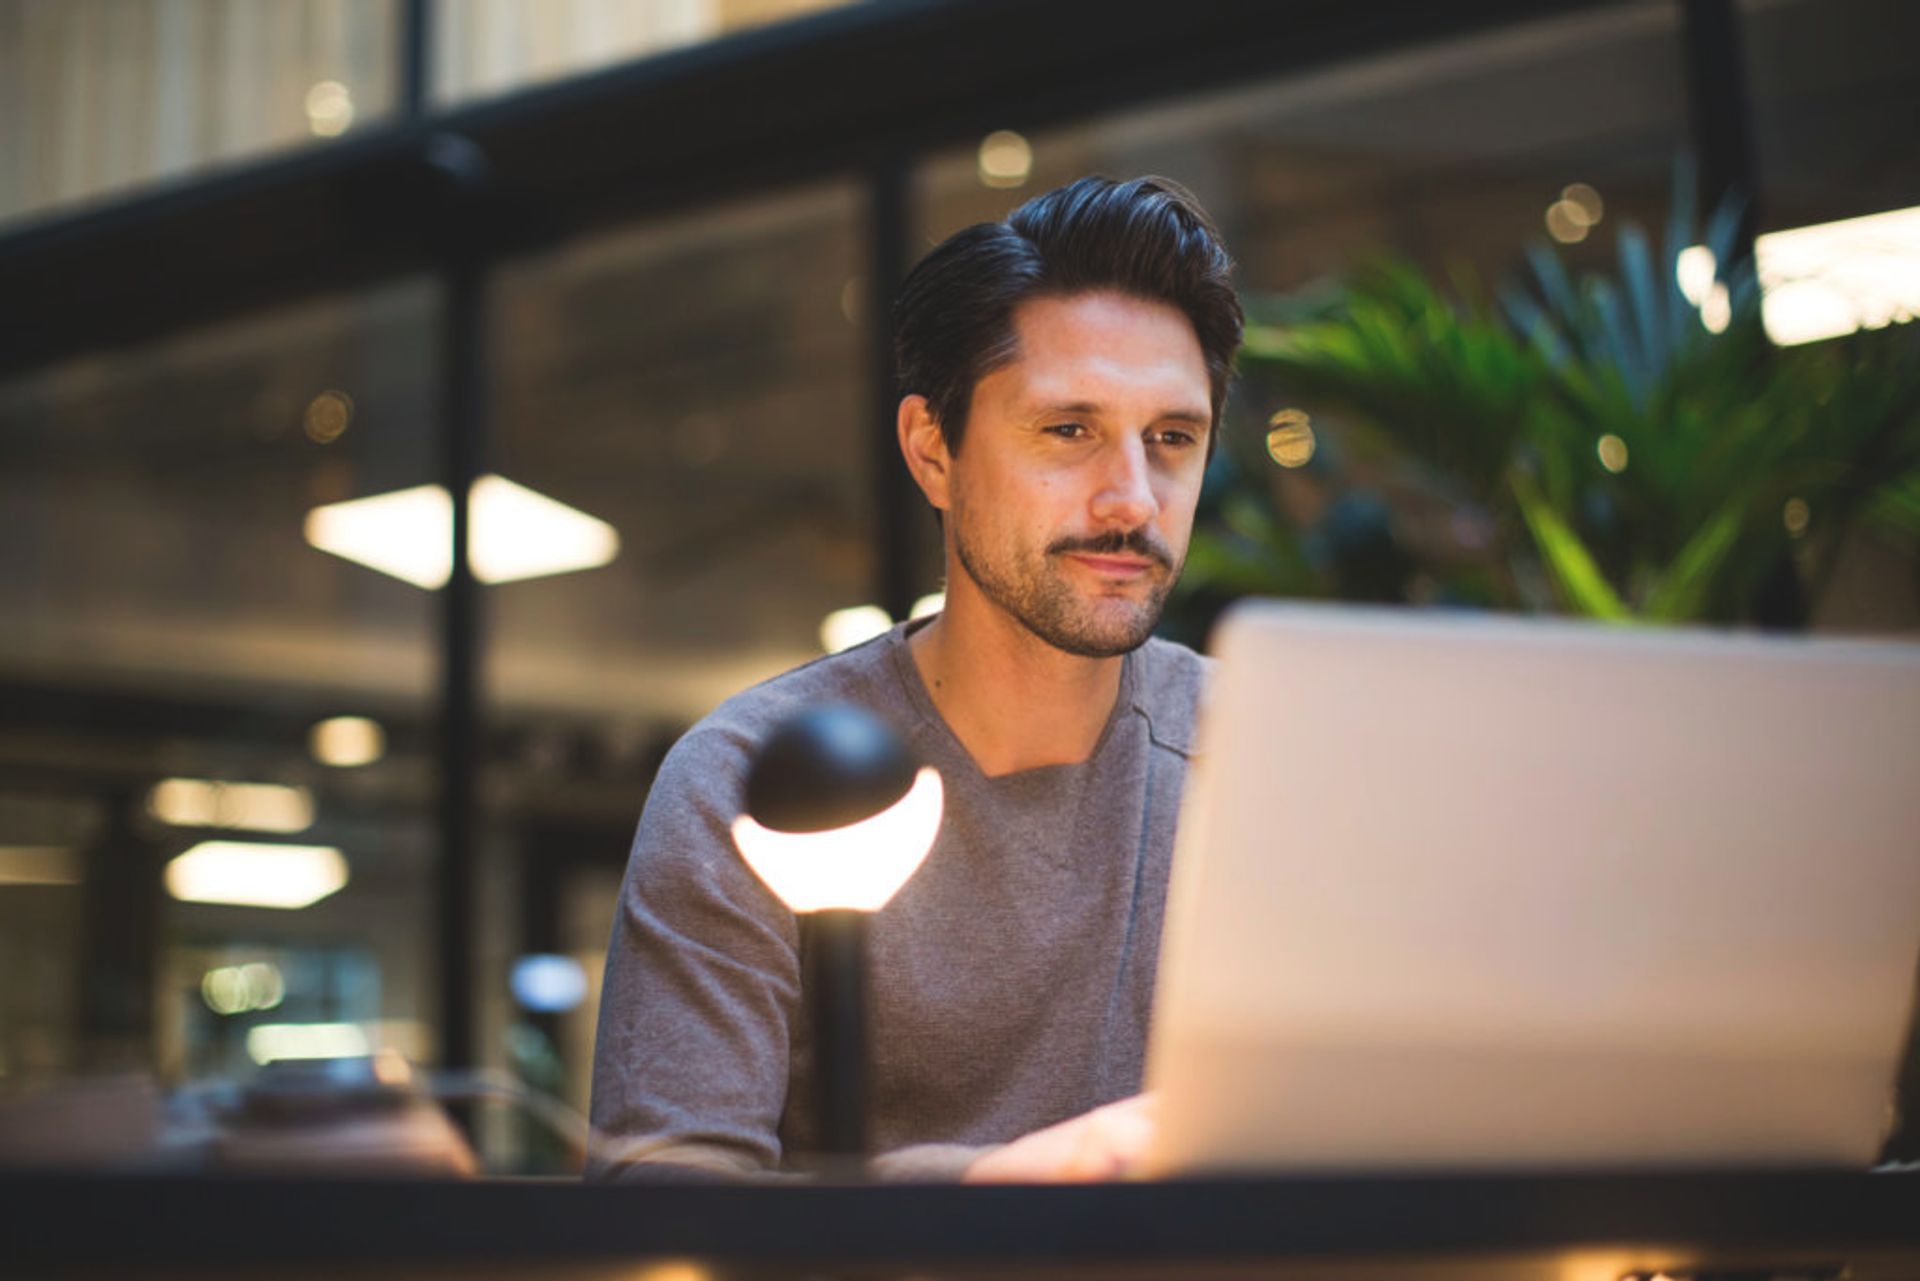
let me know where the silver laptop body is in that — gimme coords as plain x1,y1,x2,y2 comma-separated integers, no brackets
1146,603,1920,1174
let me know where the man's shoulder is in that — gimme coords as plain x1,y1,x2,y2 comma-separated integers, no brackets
1131,635,1214,758
667,631,909,774
633,632,911,852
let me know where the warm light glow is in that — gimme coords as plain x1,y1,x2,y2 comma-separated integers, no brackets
166,841,348,909
303,474,621,589
629,1263,714,1281
910,592,945,620
148,778,314,833
1679,205,1920,345
1266,409,1316,468
371,1048,413,1086
732,767,944,913
1545,200,1590,244
246,1022,369,1064
1596,433,1629,474
310,716,385,767
977,130,1033,189
304,390,352,443
1560,182,1603,226
510,953,589,1013
1784,497,1811,537
305,80,354,137
820,604,892,654
202,961,286,1015
0,846,78,886
1676,245,1732,333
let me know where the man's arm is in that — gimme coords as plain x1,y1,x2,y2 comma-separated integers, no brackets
587,727,802,1180
586,724,1155,1183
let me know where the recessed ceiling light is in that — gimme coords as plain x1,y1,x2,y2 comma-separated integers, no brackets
303,474,620,589
165,841,348,909
147,779,313,833
820,604,892,654
1679,204,1920,345
310,716,385,768
0,846,79,886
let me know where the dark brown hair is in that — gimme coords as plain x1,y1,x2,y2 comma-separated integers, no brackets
893,175,1243,453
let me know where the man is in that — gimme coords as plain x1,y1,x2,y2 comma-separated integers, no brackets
589,175,1243,1181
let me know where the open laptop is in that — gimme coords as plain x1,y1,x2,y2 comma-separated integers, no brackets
1144,602,1920,1175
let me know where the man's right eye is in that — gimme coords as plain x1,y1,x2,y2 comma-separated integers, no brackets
1044,422,1088,439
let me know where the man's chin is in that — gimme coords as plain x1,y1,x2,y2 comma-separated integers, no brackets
1030,600,1163,659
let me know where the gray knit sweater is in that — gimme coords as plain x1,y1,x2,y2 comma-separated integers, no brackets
586,620,1208,1180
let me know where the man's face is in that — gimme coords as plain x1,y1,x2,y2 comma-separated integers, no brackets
941,291,1212,658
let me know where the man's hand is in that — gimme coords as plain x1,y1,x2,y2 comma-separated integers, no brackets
961,1094,1158,1183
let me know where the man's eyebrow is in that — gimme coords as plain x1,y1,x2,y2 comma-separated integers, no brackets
1028,400,1212,425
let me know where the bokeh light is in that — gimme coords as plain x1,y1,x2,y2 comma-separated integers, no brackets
977,130,1033,189
1266,409,1316,469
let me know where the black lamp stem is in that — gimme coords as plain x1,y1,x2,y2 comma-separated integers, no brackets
806,907,870,1163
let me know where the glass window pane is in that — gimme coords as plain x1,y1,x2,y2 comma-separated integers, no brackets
0,280,439,1105
920,4,1689,293
1741,0,1920,232
0,0,400,230
482,180,880,1136
432,0,864,106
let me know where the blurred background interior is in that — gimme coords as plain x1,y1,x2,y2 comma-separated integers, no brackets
0,0,1915,1175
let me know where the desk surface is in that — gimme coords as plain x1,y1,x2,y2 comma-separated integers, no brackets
7,1168,1920,1280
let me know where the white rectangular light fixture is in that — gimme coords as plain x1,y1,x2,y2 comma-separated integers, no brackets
165,840,348,909
303,474,620,589
147,778,314,833
0,846,79,886
1680,203,1920,346
246,1022,370,1064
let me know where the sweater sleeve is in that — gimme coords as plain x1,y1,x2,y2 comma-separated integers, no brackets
586,726,803,1180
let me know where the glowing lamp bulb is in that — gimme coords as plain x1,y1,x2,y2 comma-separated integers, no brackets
733,768,943,913
731,703,943,914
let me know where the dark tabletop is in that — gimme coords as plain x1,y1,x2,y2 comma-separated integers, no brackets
6,1167,1920,1280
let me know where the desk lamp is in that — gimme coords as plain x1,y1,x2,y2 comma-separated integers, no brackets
731,703,944,1168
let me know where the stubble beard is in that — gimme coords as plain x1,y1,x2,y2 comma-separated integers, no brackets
951,519,1180,659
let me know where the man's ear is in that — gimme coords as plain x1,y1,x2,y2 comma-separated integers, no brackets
897,394,952,512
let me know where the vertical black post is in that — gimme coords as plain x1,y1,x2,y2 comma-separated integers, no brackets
401,0,431,119
75,791,160,1071
1679,0,1762,274
804,908,870,1167
867,156,916,623
436,256,485,1079
1681,0,1805,626
520,823,563,1049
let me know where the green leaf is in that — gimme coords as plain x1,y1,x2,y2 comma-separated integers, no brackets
1510,468,1631,620
1641,499,1751,621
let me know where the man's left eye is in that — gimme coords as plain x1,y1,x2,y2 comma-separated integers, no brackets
1150,428,1199,447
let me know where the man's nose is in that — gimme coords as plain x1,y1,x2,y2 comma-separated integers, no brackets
1088,438,1159,529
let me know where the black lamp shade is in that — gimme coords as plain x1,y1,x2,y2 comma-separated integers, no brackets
743,702,917,834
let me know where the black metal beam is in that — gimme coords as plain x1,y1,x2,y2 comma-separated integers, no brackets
0,0,1620,380
434,228,490,1078
866,156,917,623
1679,0,1763,270
402,0,431,120
74,789,161,1071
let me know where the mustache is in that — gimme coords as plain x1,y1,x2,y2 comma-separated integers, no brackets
1047,528,1174,570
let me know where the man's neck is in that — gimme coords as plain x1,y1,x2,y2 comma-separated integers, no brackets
908,591,1126,778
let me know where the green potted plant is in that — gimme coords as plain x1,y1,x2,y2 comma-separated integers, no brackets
1175,188,1920,634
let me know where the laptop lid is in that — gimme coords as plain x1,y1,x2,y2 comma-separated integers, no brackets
1145,603,1920,1174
